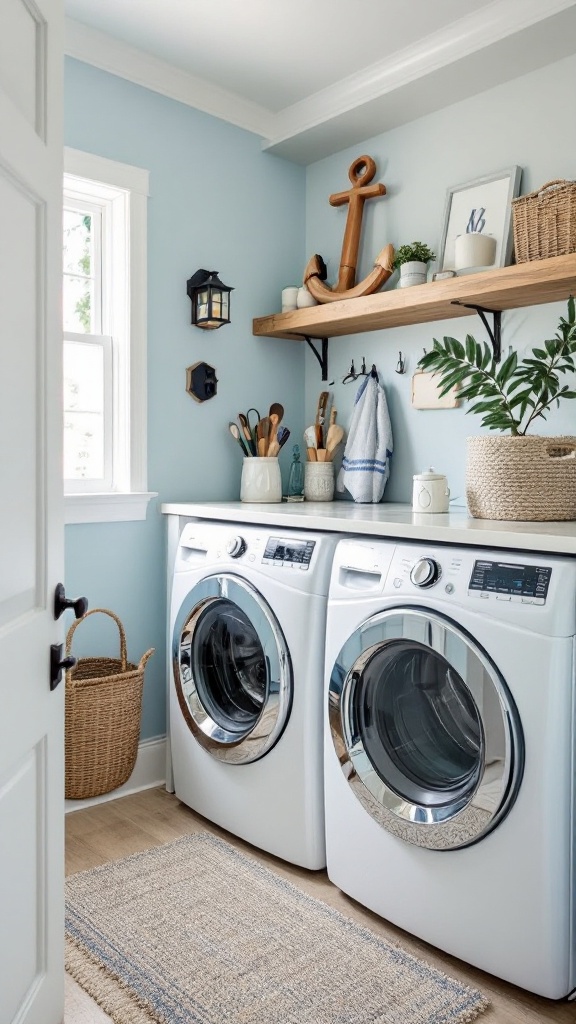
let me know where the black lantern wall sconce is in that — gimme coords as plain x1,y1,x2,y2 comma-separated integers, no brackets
186,269,233,330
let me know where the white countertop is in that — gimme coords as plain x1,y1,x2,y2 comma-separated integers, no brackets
161,501,576,556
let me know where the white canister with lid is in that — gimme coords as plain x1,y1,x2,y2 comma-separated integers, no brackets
412,468,450,513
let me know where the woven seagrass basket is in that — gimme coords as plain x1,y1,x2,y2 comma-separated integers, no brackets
65,608,154,799
512,179,576,263
466,435,576,521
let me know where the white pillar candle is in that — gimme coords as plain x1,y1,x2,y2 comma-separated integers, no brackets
454,232,497,270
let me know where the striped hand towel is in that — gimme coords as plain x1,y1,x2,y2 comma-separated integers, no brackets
336,374,393,503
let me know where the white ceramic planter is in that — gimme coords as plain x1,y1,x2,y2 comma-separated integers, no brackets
398,260,427,288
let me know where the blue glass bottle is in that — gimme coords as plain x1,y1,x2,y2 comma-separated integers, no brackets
286,444,304,500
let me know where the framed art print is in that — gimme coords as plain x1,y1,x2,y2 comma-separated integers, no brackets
438,166,522,273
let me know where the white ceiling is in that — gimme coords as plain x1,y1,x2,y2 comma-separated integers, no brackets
64,0,576,163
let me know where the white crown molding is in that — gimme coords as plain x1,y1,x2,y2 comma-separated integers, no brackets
65,0,576,161
266,0,576,147
64,18,275,139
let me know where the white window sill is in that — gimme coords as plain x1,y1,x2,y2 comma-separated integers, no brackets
65,491,158,525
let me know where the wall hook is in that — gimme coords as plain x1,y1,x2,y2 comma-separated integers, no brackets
342,359,357,384
342,357,375,384
396,351,405,374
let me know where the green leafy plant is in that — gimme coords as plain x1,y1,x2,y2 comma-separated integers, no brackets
393,242,436,269
417,299,576,436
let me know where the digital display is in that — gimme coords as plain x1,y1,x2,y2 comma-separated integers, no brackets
469,560,552,600
262,537,315,568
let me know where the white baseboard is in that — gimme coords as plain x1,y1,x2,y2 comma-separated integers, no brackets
65,735,167,813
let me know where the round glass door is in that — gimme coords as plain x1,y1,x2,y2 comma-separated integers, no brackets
329,608,523,850
173,574,292,764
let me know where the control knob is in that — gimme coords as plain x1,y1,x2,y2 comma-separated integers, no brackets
410,557,441,589
226,535,247,558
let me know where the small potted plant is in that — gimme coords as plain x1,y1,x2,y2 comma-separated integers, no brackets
417,299,576,521
393,242,436,288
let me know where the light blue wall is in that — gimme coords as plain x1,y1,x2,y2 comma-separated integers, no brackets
64,59,306,739
304,55,576,506
64,53,576,741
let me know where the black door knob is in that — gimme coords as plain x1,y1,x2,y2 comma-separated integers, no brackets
50,643,77,691
54,582,88,620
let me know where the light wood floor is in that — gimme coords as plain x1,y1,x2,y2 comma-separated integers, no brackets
65,786,576,1024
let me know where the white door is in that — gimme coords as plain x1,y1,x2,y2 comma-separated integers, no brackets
0,0,65,1022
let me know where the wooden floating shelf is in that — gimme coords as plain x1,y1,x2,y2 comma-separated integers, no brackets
253,254,576,340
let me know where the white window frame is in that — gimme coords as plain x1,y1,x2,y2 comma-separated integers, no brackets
63,148,156,524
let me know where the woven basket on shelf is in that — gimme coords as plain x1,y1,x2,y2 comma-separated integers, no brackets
466,435,576,521
512,179,576,263
65,608,154,800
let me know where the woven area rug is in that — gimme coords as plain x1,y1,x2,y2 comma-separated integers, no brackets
65,832,489,1024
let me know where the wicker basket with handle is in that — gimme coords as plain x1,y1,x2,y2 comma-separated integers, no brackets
512,179,576,263
466,435,576,521
65,608,154,800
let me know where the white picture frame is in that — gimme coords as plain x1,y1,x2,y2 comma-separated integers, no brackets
438,166,522,273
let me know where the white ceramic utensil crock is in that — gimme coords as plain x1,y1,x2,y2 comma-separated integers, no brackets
240,457,282,502
412,468,450,513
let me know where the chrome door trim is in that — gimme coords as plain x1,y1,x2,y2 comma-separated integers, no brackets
329,606,524,850
173,573,292,764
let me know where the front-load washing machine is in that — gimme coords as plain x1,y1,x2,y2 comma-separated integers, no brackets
169,520,338,869
324,537,576,998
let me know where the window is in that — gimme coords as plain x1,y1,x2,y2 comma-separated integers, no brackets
63,148,155,523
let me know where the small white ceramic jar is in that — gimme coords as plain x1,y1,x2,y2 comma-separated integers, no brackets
412,469,450,513
281,287,299,312
296,284,317,308
240,458,282,503
304,461,334,502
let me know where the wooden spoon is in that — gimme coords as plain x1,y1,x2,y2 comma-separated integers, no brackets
257,417,270,456
326,424,344,461
267,413,279,454
268,402,284,427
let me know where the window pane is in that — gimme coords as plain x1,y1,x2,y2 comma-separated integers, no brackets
64,341,104,479
63,207,98,333
63,274,94,333
63,210,92,276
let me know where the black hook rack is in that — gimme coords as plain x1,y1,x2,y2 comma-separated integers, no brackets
342,357,379,384
451,301,502,362
304,335,330,381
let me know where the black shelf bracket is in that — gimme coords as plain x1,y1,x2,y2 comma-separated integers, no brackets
451,301,502,362
304,335,330,381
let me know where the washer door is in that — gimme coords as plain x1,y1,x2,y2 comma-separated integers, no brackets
173,574,292,764
329,607,524,850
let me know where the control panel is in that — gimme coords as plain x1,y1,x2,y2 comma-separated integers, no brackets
468,559,552,604
262,536,316,569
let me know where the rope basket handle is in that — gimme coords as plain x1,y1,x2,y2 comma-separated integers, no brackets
513,179,572,203
66,607,128,670
545,440,576,460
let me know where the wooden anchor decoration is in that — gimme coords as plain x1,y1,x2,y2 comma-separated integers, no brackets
303,155,395,303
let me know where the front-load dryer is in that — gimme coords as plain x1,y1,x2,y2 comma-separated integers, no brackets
324,537,576,998
170,520,338,869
